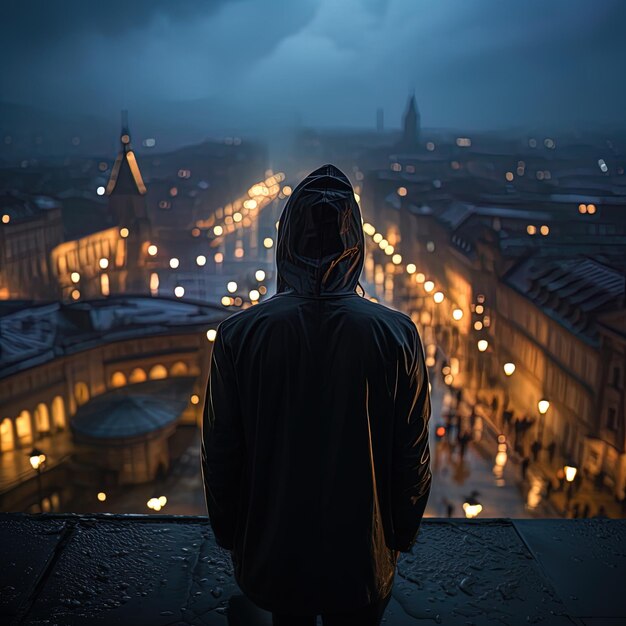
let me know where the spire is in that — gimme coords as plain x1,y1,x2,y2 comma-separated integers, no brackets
106,110,147,195
400,92,420,150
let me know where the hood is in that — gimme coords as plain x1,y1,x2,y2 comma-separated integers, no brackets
275,164,365,297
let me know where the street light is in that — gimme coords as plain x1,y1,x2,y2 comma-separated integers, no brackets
477,339,489,352
503,362,516,376
564,463,578,516
452,308,463,321
28,448,46,512
538,399,550,415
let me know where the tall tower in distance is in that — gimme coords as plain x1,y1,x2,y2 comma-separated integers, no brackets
106,110,152,294
399,93,420,151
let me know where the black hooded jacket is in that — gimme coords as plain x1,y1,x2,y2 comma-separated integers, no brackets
202,164,432,614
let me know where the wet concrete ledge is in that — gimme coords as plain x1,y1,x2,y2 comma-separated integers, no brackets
1,514,624,626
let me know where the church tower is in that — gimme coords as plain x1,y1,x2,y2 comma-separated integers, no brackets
399,93,420,151
106,111,152,294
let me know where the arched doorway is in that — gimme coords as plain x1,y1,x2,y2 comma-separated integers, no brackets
74,382,90,406
170,361,188,376
34,403,50,436
111,371,127,388
129,368,147,384
15,410,33,446
52,396,66,430
0,418,14,452
149,364,168,380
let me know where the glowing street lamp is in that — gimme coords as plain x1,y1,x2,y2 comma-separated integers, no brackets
477,339,489,352
227,281,237,293
538,399,550,415
206,329,217,342
564,462,578,515
452,308,463,321
433,291,444,304
28,448,46,512
503,362,516,376
424,280,435,293
462,496,483,519
255,269,266,282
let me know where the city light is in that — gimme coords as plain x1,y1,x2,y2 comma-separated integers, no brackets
29,450,46,470
363,223,376,236
227,281,237,293
538,399,550,415
150,273,159,295
415,273,425,284
214,252,224,263
99,258,109,269
433,291,444,303
206,329,217,342
397,187,407,197
527,225,537,235
196,255,206,266
71,289,80,300
249,289,260,301
147,496,167,512
221,296,231,306
503,362,516,376
174,286,185,298
474,321,483,331
477,339,489,352
452,308,463,321
424,280,435,293
475,304,484,315
564,465,578,482
373,233,383,243
148,244,158,256
392,254,402,265
540,225,550,236
283,186,292,196
406,263,416,274
169,258,179,269
385,244,394,255
263,237,274,248
120,227,129,238
97,492,107,502
96,186,105,196
70,272,80,283
1,214,9,224
462,500,483,518
191,394,200,405
213,225,224,236
255,269,266,281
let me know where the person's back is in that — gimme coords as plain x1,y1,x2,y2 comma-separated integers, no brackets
202,164,432,623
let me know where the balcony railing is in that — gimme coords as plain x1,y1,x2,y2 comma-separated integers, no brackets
1,513,624,625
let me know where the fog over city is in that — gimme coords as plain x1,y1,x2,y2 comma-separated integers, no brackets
2,0,626,153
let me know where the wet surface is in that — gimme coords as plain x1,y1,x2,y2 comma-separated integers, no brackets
1,514,624,625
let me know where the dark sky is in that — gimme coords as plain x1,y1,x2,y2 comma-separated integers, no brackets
2,0,626,133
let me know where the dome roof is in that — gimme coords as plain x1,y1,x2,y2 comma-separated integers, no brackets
71,376,196,439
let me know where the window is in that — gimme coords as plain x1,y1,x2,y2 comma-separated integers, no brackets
607,407,618,431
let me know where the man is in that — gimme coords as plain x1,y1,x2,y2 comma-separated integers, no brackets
202,164,432,625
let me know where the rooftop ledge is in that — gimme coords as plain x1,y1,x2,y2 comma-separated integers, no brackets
1,514,625,626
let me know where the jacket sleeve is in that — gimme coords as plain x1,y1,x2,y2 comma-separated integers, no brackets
390,323,433,553
201,323,245,550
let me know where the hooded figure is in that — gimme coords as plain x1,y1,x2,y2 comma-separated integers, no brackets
202,164,432,618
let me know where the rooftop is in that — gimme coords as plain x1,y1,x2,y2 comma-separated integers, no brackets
1,514,624,625
0,296,228,379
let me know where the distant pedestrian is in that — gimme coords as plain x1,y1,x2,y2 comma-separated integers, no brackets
545,479,553,500
521,456,530,481
547,441,556,463
581,502,590,518
531,440,542,462
594,505,608,519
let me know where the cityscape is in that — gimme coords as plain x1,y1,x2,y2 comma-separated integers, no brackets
1,95,624,523
2,3,626,623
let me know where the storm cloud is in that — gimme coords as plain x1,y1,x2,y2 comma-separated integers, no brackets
2,0,625,133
